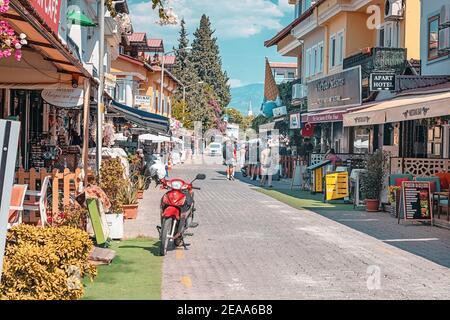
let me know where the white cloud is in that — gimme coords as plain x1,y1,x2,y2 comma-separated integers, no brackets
228,79,244,88
129,0,290,47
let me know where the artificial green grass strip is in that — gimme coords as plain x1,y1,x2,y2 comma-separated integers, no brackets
255,188,355,212
83,238,162,300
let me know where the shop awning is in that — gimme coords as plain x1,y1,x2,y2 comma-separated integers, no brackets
139,134,171,143
67,11,97,27
108,100,169,134
343,91,450,127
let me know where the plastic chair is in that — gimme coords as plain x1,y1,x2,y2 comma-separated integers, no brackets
8,184,28,228
389,174,414,186
23,176,50,227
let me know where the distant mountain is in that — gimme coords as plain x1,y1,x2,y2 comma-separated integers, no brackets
229,83,264,116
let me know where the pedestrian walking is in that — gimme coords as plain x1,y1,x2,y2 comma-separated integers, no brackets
223,139,236,180
260,140,273,188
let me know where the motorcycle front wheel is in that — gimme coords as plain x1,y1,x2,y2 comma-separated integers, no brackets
160,218,174,256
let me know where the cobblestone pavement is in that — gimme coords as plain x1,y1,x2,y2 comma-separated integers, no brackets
130,158,450,299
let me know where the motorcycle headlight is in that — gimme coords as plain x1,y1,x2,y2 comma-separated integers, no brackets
171,181,183,190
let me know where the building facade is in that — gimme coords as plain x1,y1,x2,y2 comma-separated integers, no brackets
266,0,422,154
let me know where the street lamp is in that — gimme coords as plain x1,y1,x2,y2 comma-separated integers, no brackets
159,47,191,115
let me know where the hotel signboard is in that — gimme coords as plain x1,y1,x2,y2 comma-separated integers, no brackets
307,66,362,111
370,73,396,92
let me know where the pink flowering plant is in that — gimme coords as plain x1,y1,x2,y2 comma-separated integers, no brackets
0,19,27,61
0,0,10,13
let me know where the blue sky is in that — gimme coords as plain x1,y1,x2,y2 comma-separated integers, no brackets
128,0,296,88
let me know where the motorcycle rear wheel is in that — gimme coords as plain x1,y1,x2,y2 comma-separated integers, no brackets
160,218,174,256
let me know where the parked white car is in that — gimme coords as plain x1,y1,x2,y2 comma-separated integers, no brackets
206,142,222,156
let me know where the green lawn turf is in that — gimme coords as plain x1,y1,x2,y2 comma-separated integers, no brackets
255,188,357,212
83,238,162,300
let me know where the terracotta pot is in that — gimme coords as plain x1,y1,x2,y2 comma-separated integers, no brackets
122,204,139,219
137,190,144,200
366,199,380,212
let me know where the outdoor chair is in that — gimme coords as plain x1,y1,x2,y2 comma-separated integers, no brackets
415,176,441,215
436,188,450,222
8,184,28,229
388,174,414,187
23,176,50,227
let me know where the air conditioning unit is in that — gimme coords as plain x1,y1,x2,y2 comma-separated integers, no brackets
439,5,450,53
384,0,404,21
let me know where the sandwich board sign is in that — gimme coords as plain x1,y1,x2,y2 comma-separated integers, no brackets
0,120,20,281
398,181,433,225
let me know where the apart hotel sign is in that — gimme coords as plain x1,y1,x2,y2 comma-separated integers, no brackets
307,66,362,111
28,0,62,34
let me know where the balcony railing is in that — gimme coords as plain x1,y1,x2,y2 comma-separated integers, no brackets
292,82,308,100
343,47,407,77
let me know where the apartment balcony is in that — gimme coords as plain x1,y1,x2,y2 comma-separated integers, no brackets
291,79,307,100
343,47,407,78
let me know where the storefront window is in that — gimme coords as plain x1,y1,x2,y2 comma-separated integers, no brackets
354,127,370,154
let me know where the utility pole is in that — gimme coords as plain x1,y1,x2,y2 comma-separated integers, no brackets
159,54,165,114
97,0,105,173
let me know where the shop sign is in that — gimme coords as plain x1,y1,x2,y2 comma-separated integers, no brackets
289,113,301,129
273,106,287,118
308,112,344,123
28,0,62,34
135,95,151,107
41,88,84,108
399,181,433,223
307,66,362,111
0,120,21,281
104,73,117,90
370,73,396,91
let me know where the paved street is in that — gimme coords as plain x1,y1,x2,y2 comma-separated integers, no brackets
128,158,450,299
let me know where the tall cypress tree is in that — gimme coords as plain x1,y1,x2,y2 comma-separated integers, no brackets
190,15,231,108
173,18,189,75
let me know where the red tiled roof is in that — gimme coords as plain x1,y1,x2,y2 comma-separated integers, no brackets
269,62,297,69
264,0,326,48
151,55,176,65
147,38,163,48
128,32,146,42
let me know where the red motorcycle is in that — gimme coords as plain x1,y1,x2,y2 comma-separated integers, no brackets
158,173,206,256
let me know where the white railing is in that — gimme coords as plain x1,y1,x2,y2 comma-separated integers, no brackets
390,157,450,176
292,83,308,100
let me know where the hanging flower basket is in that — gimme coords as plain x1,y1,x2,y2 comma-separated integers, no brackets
0,0,10,13
0,20,27,61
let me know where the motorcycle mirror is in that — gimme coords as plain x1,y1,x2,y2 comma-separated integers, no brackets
195,174,206,180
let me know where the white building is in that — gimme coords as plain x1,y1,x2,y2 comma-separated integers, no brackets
226,123,240,140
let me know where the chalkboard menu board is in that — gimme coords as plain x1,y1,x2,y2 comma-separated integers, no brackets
399,181,433,223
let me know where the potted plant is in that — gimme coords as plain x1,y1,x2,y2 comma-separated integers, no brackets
119,182,139,219
361,149,387,212
99,158,126,213
132,174,147,200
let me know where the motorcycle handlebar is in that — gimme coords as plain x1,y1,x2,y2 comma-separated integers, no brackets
192,187,201,190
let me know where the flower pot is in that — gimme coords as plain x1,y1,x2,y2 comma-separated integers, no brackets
123,204,139,219
366,199,380,212
105,213,124,240
137,190,144,200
